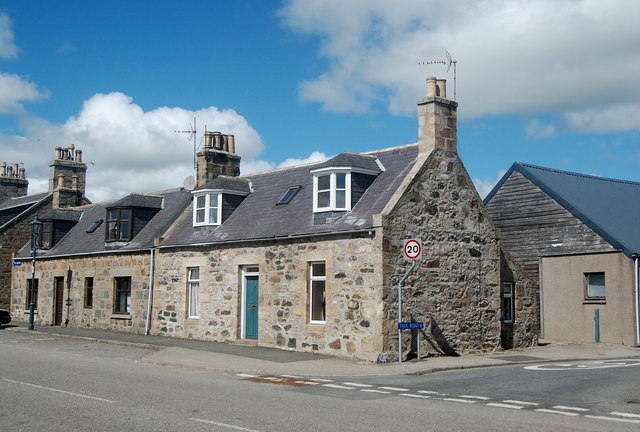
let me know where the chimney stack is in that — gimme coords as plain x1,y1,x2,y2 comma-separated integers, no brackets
0,161,28,203
49,144,88,208
197,131,241,187
417,76,458,155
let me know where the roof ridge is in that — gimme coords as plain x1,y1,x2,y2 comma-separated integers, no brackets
518,162,640,187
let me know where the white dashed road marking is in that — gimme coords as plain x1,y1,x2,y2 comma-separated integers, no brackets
535,409,579,416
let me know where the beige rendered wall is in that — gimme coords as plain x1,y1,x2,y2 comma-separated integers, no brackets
541,252,636,345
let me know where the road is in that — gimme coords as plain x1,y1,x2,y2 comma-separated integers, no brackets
1,329,639,431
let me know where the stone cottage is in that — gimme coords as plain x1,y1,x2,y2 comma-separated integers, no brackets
0,145,89,309
11,78,537,361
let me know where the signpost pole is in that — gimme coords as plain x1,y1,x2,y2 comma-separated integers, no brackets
398,259,416,363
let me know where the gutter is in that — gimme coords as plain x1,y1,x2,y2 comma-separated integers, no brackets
145,247,156,335
634,254,640,346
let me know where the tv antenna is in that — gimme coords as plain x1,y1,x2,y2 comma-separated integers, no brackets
419,51,457,101
175,117,197,174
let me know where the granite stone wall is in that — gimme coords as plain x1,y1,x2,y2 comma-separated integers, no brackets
11,252,151,332
1,199,53,310
153,235,386,361
380,148,537,361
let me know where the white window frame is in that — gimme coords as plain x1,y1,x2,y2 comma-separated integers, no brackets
502,282,514,324
585,272,606,300
192,191,222,226
309,261,326,324
311,169,351,212
187,267,200,319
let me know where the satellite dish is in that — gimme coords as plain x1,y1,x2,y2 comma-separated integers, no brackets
183,175,196,191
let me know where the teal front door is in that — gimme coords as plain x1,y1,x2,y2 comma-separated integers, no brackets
245,276,259,339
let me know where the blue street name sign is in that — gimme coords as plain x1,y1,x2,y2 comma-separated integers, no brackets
398,322,424,330
12,260,22,266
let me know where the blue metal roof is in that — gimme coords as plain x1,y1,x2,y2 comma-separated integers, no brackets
485,162,640,258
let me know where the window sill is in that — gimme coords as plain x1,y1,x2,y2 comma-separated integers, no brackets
110,314,132,320
583,299,606,305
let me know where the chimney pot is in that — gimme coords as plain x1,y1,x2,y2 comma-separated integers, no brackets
19,167,26,179
204,131,214,149
436,79,447,99
75,149,82,162
228,135,235,153
57,173,65,188
426,77,437,98
72,174,79,189
0,162,6,177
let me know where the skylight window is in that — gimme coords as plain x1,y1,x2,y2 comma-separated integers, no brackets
277,186,301,205
86,219,103,233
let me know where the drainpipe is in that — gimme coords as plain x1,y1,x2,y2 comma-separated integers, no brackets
145,247,156,335
634,254,640,347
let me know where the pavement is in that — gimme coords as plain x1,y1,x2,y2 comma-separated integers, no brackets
5,323,640,377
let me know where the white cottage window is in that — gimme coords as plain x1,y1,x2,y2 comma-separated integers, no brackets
193,192,221,226
312,171,351,212
309,262,326,323
187,267,200,318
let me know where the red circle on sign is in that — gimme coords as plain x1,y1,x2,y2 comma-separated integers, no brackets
404,239,422,260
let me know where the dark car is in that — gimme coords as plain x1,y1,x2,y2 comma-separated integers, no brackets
0,309,11,326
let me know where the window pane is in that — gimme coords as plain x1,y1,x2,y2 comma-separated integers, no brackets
208,208,218,224
189,268,199,280
318,191,330,208
587,273,605,298
195,209,205,223
311,280,325,321
318,175,330,190
336,172,346,188
196,195,206,209
189,282,199,318
107,221,118,239
108,210,118,221
119,221,129,239
311,262,326,277
119,208,130,220
336,190,346,208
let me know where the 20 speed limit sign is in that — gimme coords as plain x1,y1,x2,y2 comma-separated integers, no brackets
403,238,422,260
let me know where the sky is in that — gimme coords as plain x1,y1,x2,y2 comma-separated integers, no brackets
1,0,639,202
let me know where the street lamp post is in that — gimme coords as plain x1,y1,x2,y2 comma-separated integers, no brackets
28,215,43,330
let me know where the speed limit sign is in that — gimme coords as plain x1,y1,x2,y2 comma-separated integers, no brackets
403,238,422,260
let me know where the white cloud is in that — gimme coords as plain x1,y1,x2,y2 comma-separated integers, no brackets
7,92,265,202
526,119,557,139
280,0,640,120
3,92,330,203
278,151,328,168
0,73,49,113
0,13,18,60
473,170,506,199
564,104,640,133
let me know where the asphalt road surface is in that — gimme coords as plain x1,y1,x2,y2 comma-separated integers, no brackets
1,330,639,431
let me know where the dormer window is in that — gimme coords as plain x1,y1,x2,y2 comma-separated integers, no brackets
106,208,131,241
194,192,221,226
313,170,351,212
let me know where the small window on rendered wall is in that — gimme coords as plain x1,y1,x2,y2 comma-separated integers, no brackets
585,272,605,300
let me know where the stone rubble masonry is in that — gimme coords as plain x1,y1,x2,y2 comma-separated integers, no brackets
380,147,538,361
0,198,54,310
12,253,151,332
153,235,385,361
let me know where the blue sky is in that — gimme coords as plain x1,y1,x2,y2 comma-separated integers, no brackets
1,0,639,201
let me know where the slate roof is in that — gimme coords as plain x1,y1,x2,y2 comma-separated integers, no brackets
196,176,252,193
108,194,163,209
162,145,417,247
0,192,49,227
484,162,640,258
41,208,82,222
15,144,418,257
312,152,383,173
15,188,192,258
